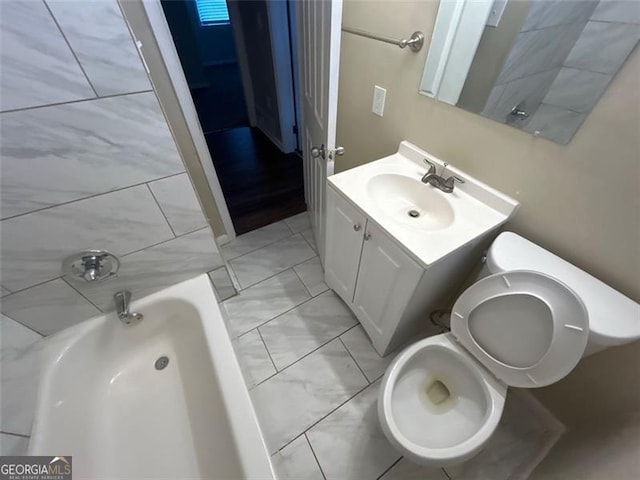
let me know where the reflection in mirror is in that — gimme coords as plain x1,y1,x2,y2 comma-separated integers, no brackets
420,0,640,144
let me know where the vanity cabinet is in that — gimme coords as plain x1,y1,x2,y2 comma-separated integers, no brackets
352,221,423,348
324,189,366,302
325,186,459,356
324,142,519,356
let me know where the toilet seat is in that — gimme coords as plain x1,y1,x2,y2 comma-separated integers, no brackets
451,270,589,388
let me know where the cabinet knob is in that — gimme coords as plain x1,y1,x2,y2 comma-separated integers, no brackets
364,232,372,241
353,224,361,232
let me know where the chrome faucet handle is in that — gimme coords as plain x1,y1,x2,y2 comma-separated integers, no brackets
423,158,436,175
114,291,131,318
114,291,143,326
442,174,465,192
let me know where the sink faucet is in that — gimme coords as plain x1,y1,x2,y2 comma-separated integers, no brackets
421,159,465,193
114,291,143,326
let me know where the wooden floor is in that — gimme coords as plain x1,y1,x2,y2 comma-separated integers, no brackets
205,127,306,235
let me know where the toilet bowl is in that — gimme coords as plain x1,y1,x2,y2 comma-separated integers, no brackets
378,232,640,467
378,334,506,466
378,269,588,467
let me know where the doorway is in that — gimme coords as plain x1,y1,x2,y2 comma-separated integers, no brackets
160,0,305,235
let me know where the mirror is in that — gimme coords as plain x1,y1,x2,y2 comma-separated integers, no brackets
420,0,640,144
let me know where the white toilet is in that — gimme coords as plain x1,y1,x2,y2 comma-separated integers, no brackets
378,232,640,467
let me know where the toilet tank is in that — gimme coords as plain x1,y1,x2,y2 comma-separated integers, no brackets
485,232,640,355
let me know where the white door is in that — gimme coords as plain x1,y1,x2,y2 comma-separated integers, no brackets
324,187,366,304
296,0,343,264
353,222,423,355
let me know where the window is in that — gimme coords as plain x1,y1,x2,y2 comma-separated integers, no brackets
195,0,230,26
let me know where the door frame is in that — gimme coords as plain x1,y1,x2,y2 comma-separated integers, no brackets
133,0,237,241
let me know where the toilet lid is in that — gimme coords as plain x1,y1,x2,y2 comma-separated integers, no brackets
450,270,589,388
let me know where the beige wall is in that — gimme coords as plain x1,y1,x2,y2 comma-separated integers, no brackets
337,1,640,477
337,0,640,302
530,341,640,479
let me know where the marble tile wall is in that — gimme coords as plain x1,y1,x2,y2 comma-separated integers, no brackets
0,0,221,327
1,315,43,452
484,0,640,144
0,0,222,440
527,3,640,143
484,0,598,125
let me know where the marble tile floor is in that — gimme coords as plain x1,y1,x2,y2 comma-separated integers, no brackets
221,213,564,480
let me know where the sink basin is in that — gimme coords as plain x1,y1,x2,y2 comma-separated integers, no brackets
367,174,455,230
327,140,520,267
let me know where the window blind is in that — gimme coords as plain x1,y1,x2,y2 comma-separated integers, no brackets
195,0,230,26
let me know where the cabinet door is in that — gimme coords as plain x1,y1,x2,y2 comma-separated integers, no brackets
324,187,366,303
353,221,423,353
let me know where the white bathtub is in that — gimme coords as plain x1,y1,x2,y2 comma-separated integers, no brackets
29,274,275,480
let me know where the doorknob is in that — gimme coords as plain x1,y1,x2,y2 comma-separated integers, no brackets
311,145,345,159
311,144,325,159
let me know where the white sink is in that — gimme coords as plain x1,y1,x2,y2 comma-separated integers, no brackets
367,173,455,230
328,141,520,266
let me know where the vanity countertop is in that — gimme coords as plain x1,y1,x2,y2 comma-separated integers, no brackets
328,141,520,267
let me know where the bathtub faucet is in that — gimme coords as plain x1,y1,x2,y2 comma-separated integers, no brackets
114,291,144,326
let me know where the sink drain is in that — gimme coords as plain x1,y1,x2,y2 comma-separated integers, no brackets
155,356,169,370
408,209,420,218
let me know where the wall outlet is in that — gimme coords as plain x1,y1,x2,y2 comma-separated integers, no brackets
372,85,386,117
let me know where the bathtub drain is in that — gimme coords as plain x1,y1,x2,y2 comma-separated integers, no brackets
155,356,169,370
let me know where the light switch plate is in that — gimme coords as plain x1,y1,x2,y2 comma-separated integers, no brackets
372,85,386,117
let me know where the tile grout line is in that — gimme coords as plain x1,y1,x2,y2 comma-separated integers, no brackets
1,226,211,297
225,220,310,269
207,267,238,301
290,267,313,298
233,299,360,378
228,271,314,339
375,456,403,480
0,276,66,300
274,380,373,454
282,219,296,235
0,88,155,115
256,327,278,374
146,183,177,238
0,311,46,338
229,231,309,281
1,171,186,222
41,0,99,98
304,432,328,480
61,277,104,313
222,225,296,264
118,226,210,258
225,261,242,293
251,330,348,387
299,229,318,254
233,285,347,359
264,318,358,374
221,212,309,267
0,431,30,439
233,249,318,291
339,336,371,384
